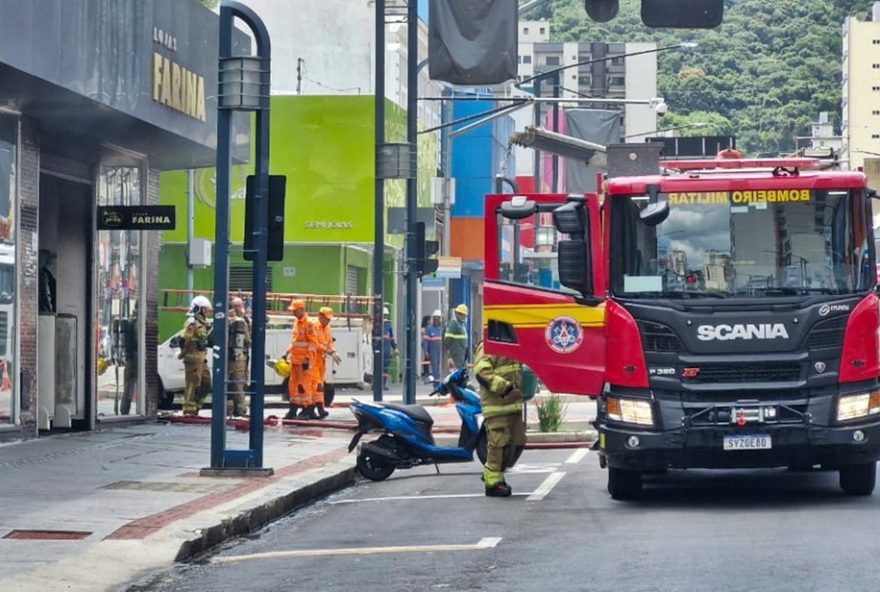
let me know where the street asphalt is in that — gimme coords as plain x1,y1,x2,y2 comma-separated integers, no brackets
136,449,880,592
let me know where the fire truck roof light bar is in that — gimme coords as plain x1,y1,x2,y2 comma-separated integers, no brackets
661,157,820,171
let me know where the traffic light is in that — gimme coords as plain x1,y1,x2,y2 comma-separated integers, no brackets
415,221,439,278
584,0,723,28
244,175,286,262
583,0,618,23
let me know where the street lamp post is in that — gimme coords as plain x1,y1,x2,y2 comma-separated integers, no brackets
203,0,272,475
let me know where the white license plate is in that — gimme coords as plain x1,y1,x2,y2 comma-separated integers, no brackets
723,434,772,451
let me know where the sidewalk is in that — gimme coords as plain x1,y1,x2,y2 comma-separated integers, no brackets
0,389,596,592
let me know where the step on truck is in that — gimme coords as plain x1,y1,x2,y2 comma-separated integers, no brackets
483,151,880,499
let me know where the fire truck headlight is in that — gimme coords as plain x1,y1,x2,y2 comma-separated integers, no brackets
837,392,880,421
607,397,654,426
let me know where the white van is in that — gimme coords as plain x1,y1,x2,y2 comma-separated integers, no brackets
156,317,373,408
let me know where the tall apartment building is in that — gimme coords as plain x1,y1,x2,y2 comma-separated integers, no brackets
842,2,880,172
513,21,658,177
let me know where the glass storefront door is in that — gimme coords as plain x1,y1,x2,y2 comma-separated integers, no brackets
0,116,17,425
96,164,144,418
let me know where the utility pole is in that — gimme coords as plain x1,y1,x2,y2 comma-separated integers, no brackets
403,0,418,405
372,0,386,403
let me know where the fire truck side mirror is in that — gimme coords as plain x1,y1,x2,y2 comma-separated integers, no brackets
500,196,537,220
639,200,670,226
558,239,592,295
554,200,593,295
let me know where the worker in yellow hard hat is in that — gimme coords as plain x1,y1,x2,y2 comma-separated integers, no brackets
310,306,341,418
285,298,318,420
444,303,469,371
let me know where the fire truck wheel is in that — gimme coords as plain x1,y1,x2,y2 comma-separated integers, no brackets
839,462,877,496
607,467,642,500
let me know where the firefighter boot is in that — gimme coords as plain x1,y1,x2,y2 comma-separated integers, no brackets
284,406,300,420
298,406,318,420
485,482,513,497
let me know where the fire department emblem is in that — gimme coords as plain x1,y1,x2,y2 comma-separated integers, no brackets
545,316,584,354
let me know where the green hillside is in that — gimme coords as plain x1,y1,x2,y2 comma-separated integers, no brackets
532,0,875,154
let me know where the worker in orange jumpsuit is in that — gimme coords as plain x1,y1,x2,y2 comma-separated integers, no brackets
312,306,342,420
285,299,319,420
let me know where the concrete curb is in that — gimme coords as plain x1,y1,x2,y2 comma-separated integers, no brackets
173,465,356,562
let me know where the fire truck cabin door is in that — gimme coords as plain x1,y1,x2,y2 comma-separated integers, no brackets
482,193,605,397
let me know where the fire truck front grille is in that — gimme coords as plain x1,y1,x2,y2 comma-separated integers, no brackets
638,321,680,353
806,316,847,350
685,361,802,384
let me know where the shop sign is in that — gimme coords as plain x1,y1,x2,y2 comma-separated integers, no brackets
97,206,176,230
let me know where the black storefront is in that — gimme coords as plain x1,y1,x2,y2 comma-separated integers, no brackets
0,0,247,439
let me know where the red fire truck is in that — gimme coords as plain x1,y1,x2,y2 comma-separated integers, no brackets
483,156,880,499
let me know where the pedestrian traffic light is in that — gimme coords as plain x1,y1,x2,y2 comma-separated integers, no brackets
415,221,439,278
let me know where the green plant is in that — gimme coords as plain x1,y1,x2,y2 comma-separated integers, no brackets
536,393,568,433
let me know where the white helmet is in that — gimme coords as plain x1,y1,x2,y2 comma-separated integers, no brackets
383,307,390,316
191,295,212,313
432,309,442,317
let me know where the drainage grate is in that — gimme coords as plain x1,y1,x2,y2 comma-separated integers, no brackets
4,530,91,541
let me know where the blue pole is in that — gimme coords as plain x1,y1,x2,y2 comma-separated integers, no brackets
211,4,234,468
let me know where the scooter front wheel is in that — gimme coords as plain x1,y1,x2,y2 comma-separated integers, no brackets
356,449,396,481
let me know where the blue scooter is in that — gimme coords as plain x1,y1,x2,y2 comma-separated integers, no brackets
348,368,487,481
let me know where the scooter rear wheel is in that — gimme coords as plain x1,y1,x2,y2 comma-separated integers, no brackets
356,449,396,481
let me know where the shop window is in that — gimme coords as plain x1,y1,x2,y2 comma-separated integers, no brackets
96,165,143,419
0,116,16,425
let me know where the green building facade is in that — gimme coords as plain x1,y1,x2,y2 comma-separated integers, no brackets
158,95,437,340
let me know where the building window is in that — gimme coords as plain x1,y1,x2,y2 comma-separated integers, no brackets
578,75,591,86
523,55,531,65
608,76,625,86
0,115,15,426
539,27,546,35
523,27,529,35
545,56,560,66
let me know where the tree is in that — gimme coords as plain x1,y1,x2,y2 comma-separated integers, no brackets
198,0,219,10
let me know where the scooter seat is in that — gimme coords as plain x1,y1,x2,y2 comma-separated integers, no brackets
381,403,434,425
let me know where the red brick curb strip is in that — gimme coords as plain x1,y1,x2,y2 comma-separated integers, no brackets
105,448,354,557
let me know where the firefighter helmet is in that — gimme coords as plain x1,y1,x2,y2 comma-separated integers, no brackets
191,295,212,314
273,358,291,378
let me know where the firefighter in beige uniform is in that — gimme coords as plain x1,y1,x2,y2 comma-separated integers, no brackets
227,297,251,417
473,344,526,497
180,295,213,416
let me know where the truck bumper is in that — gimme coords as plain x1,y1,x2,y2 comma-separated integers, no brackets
599,420,880,471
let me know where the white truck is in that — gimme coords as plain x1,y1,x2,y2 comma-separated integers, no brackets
156,315,373,409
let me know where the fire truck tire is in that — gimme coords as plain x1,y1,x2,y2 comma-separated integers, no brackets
607,467,642,500
839,462,877,496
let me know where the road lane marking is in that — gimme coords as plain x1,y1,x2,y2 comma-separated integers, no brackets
213,537,503,563
565,449,589,464
526,471,566,501
330,492,530,504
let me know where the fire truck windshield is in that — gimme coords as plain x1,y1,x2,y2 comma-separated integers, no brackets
611,188,873,299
